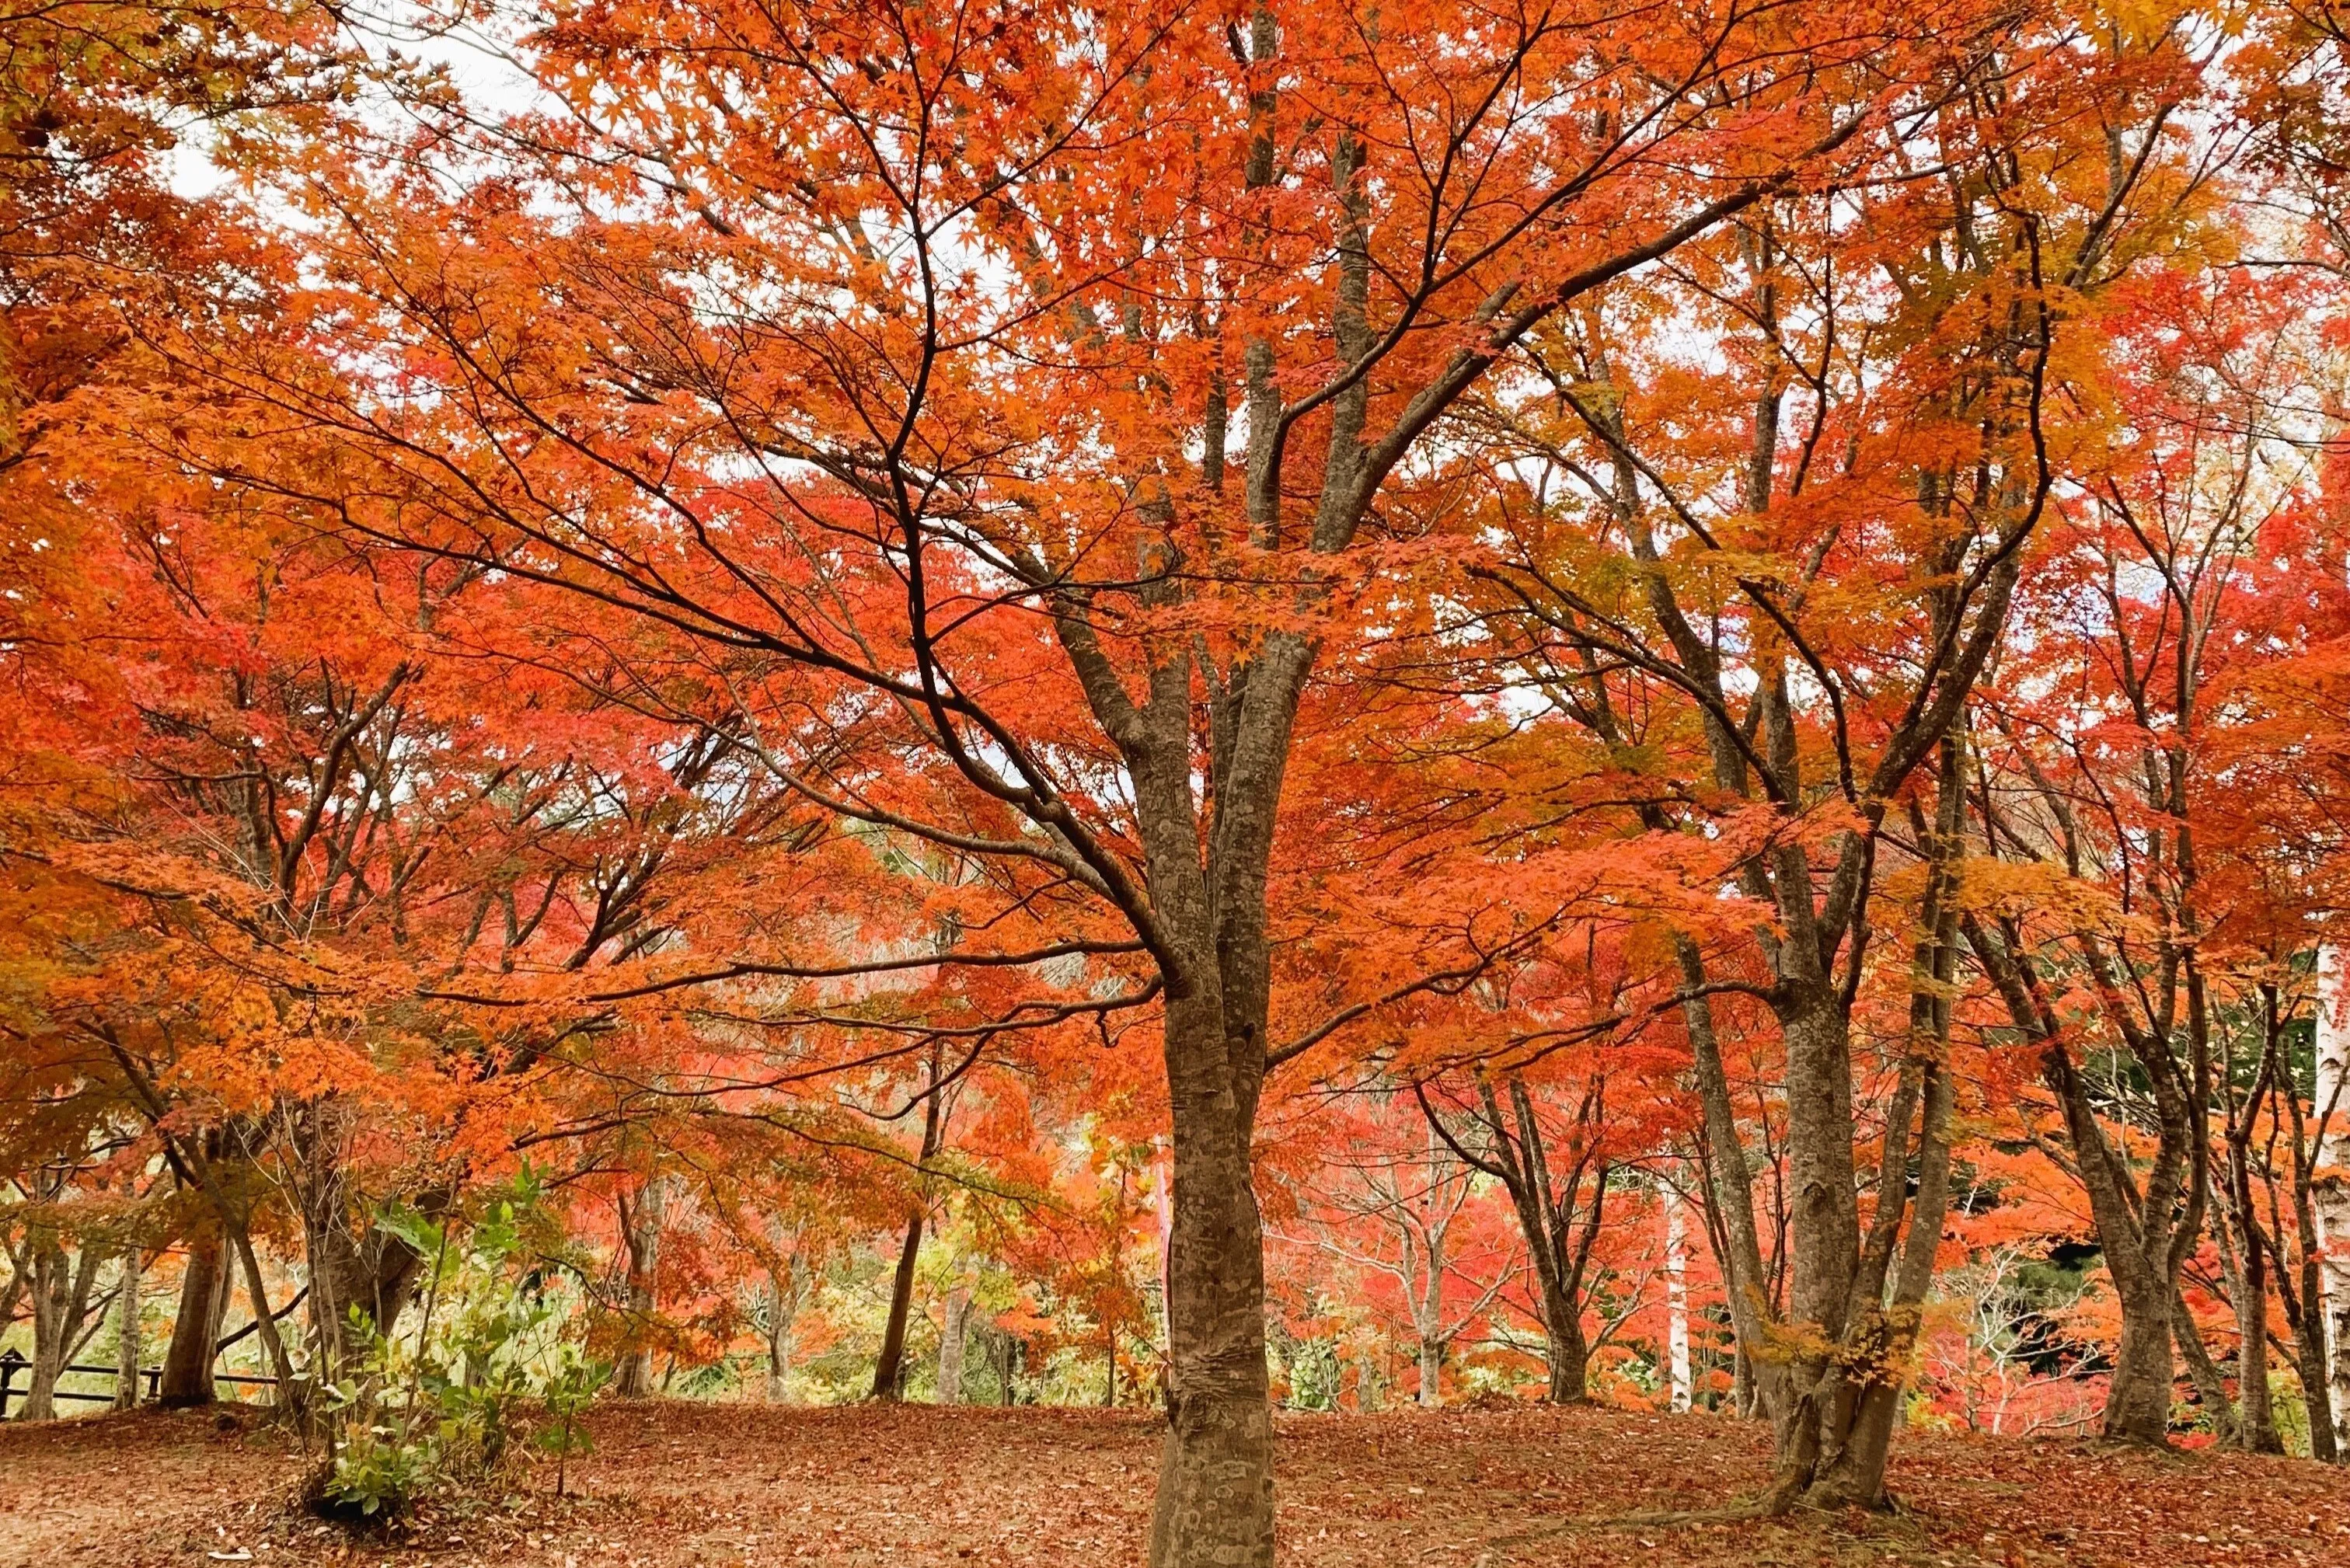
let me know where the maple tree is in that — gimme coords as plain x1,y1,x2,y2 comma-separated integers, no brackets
8,0,2350,1557
148,0,2053,1554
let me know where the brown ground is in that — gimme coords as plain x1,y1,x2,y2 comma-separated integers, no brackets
2,1400,2343,1568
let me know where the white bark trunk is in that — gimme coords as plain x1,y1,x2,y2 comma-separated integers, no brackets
939,1286,970,1406
1411,1218,1445,1408
1665,1183,1693,1413
2316,944,2350,1451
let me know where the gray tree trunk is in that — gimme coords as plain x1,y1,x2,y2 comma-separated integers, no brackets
292,1106,427,1385
115,1248,141,1410
937,1286,969,1406
159,1230,228,1407
1416,1336,1443,1409
764,1256,798,1403
21,1239,104,1422
21,1246,67,1421
613,1178,664,1399
2170,1291,2241,1446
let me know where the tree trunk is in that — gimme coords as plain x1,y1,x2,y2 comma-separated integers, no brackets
2104,1284,2176,1444
23,1233,106,1420
765,1257,798,1404
1678,942,1780,1426
115,1248,141,1411
937,1286,968,1406
159,1231,228,1407
613,1178,664,1399
2317,945,2350,1455
1665,1186,1693,1413
2227,1293,2279,1454
1545,1306,1588,1403
1974,918,2186,1449
2168,1291,2237,1445
2293,1258,2339,1463
1416,1335,1443,1409
1145,991,1275,1568
1787,757,1965,1510
1760,994,1864,1504
873,1058,947,1402
1437,1072,1602,1406
20,1243,70,1421
1800,1052,1955,1507
291,1104,427,1385
871,1211,924,1402
221,1220,300,1411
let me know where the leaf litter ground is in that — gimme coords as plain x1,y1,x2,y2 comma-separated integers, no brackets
2,1401,2344,1567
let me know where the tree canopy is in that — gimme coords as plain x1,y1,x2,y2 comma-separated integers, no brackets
5,0,2350,1559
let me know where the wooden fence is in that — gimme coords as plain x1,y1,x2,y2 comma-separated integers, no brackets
0,1348,280,1414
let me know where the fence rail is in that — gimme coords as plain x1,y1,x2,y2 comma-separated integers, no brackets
0,1352,283,1415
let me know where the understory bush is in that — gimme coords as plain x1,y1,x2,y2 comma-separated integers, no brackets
312,1176,608,1521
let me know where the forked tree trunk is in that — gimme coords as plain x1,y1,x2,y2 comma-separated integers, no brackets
159,1230,228,1407
613,1178,664,1399
1756,740,1967,1510
1792,1008,1958,1508
1971,923,2188,1448
21,1241,100,1422
292,1106,427,1384
1426,1073,1604,1405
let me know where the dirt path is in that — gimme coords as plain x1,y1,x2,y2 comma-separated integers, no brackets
2,1401,2342,1566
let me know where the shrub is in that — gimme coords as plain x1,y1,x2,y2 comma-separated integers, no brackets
313,1176,608,1522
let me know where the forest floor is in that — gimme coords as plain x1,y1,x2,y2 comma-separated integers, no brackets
2,1398,2343,1568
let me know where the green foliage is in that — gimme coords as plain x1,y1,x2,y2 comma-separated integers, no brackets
315,1174,608,1521
319,1419,441,1520
1279,1333,1342,1412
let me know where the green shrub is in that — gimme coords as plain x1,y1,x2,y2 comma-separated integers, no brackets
313,1174,608,1522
